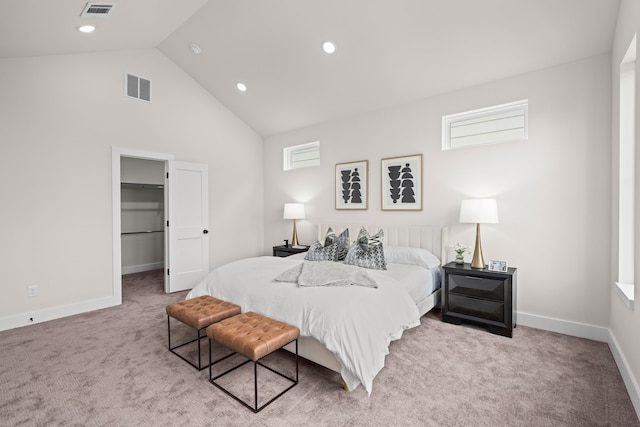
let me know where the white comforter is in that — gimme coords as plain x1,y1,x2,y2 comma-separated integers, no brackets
186,256,421,394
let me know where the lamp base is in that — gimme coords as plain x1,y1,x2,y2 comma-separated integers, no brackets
470,223,485,269
291,219,299,247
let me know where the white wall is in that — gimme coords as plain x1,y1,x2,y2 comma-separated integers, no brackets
264,54,612,329
0,48,264,328
610,0,640,416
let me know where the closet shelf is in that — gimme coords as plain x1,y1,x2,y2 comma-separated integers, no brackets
121,230,164,235
121,182,164,189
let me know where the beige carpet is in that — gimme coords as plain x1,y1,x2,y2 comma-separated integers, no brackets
1,269,638,427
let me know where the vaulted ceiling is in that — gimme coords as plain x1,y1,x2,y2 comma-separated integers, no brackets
0,0,621,137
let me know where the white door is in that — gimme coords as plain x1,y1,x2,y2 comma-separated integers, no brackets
166,161,209,293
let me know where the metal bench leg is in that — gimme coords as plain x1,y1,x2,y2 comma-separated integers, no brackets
167,315,207,370
208,339,299,413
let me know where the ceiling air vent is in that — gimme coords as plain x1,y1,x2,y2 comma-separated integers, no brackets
80,2,115,16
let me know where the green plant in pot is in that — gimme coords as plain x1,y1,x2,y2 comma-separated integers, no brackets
451,242,469,265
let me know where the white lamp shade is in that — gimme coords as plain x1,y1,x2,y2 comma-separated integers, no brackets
459,199,499,224
283,203,305,219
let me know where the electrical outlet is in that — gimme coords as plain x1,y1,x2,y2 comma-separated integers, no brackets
28,286,38,297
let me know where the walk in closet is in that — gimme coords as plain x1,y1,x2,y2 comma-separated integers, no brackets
120,157,165,275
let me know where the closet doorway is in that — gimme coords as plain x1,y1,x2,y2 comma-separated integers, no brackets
111,147,210,303
120,157,166,295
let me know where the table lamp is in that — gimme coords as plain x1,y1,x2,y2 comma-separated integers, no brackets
283,203,305,247
459,199,499,269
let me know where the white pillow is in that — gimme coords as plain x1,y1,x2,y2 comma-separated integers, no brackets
384,246,440,269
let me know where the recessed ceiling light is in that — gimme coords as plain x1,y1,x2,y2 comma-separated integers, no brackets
236,82,247,92
190,44,201,55
78,25,96,33
322,41,336,54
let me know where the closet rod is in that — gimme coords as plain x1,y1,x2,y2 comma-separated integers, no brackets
121,230,164,235
121,182,164,189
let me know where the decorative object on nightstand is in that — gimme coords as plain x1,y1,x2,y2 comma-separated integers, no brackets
283,203,305,247
488,260,508,272
459,198,499,269
272,245,309,257
451,242,469,265
441,262,517,337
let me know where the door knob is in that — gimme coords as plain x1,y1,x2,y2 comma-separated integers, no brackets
203,229,209,234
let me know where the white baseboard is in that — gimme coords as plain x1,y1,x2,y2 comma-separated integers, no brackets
517,311,610,342
608,331,640,421
121,262,164,275
518,311,640,420
0,295,120,332
0,263,160,333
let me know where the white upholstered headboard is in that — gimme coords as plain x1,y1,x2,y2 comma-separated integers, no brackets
317,223,449,264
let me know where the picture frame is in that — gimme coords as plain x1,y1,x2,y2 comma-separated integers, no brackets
381,154,422,211
488,260,508,272
335,160,368,210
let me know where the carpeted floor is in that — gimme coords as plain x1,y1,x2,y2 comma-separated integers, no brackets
0,269,638,427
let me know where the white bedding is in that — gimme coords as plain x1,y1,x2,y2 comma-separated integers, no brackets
385,263,441,303
186,255,428,394
275,260,378,288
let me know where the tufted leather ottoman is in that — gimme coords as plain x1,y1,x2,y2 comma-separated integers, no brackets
166,295,241,370
206,312,300,413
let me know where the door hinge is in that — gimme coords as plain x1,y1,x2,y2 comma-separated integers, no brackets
167,269,170,276
166,220,169,227
166,172,169,179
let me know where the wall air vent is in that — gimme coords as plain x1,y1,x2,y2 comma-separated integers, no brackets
125,73,152,103
81,2,115,16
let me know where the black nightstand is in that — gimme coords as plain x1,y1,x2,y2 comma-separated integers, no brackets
272,245,309,257
441,262,517,337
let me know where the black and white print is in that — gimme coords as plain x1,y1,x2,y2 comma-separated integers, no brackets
381,154,422,210
335,160,368,210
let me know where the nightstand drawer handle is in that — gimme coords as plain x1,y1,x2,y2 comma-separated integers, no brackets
465,276,483,280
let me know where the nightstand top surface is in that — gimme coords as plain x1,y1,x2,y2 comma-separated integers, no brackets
442,261,517,276
273,245,309,250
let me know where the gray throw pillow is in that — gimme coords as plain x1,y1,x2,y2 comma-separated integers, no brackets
324,227,337,247
304,240,340,261
334,229,350,260
355,227,384,252
345,238,387,270
319,227,350,261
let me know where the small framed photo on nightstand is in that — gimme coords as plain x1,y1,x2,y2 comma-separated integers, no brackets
488,260,508,272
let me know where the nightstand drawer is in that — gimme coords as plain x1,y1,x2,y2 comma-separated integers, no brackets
449,274,504,301
448,294,504,322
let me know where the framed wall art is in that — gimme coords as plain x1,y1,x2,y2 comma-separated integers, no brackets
335,160,368,210
381,154,422,211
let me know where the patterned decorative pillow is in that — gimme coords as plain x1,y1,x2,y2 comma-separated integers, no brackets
355,227,384,252
323,227,350,261
304,240,340,262
335,229,350,260
344,237,387,270
324,227,337,247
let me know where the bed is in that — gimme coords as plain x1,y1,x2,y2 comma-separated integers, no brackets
186,223,448,394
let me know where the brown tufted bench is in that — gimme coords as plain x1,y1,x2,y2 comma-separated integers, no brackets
166,295,241,370
206,312,300,413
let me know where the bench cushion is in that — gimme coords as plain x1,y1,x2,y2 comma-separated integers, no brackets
206,312,300,361
166,295,241,330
